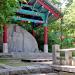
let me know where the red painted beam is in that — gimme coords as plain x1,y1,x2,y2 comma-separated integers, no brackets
32,30,36,37
44,26,48,44
37,0,61,18
44,26,48,53
14,25,16,32
3,25,8,43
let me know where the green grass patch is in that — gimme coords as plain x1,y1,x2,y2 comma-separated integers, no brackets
0,59,33,67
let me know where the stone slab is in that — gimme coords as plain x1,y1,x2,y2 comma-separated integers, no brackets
52,65,75,73
0,65,52,75
26,73,58,75
12,53,52,60
8,25,39,53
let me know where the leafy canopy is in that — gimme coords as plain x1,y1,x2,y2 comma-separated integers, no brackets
0,0,19,24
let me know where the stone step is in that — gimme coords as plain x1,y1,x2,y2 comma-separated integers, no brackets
13,53,52,59
0,53,13,58
0,65,53,75
0,53,52,62
27,73,58,75
0,53,52,59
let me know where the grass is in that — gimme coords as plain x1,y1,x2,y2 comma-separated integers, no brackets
0,59,33,67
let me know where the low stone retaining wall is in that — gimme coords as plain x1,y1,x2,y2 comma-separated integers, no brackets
0,65,53,75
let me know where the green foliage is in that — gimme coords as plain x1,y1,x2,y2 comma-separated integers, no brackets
49,0,75,49
64,0,75,30
0,0,20,35
0,0,19,24
35,27,44,51
0,25,3,35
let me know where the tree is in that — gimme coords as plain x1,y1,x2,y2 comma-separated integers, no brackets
0,0,19,53
0,0,19,25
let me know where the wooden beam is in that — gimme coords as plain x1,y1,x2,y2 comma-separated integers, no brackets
13,16,44,23
17,9,46,20
3,25,8,53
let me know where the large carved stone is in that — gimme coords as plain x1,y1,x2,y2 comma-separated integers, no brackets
8,25,39,53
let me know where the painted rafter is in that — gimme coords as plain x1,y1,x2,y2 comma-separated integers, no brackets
13,16,44,24
37,0,61,18
14,0,63,26
17,9,44,17
21,3,38,12
17,9,46,21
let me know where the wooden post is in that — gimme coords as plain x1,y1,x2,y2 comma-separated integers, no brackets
14,25,16,32
44,26,48,53
52,44,60,65
3,25,8,53
65,51,72,65
32,29,35,37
